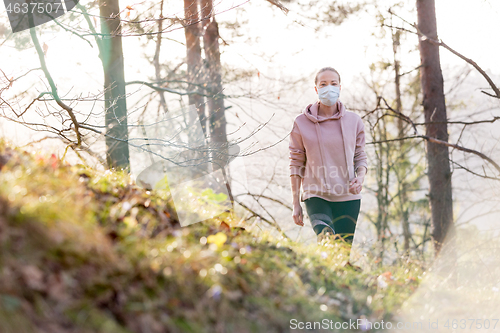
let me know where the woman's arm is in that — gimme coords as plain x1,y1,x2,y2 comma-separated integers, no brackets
356,166,367,178
289,120,306,226
349,118,368,194
291,175,303,226
353,118,368,177
291,175,302,206
289,121,306,178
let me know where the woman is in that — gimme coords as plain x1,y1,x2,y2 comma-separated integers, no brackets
289,67,368,244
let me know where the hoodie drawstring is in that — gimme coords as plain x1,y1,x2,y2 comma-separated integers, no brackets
339,117,352,182
314,122,330,191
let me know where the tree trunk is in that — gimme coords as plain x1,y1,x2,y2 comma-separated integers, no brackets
184,0,207,137
99,0,130,170
201,0,228,169
200,0,233,207
416,0,455,256
154,0,168,116
392,28,411,255
183,0,208,179
374,116,390,263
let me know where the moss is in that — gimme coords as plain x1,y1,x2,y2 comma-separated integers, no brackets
0,140,423,332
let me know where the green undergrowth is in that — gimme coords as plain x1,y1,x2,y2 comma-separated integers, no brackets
0,138,423,333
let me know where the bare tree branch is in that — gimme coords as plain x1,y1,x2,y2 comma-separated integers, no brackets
29,26,82,147
235,192,293,211
388,8,500,99
265,0,289,14
371,96,500,176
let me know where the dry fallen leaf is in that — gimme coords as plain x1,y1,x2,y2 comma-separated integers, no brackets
20,265,45,291
46,273,68,302
219,221,230,232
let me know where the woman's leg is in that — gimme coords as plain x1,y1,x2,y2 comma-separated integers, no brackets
304,197,335,236
329,199,361,244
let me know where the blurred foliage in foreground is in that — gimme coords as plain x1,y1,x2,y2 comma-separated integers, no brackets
0,138,424,333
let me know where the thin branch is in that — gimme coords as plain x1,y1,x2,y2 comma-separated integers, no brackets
413,117,500,126
28,26,82,147
76,2,103,53
380,96,419,135
126,80,214,97
76,0,251,38
368,134,500,176
388,8,500,99
234,199,290,240
435,40,500,99
51,17,94,47
374,95,500,175
450,160,500,181
421,134,500,175
265,0,289,14
235,192,293,211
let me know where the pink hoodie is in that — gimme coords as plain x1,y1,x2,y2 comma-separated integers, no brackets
289,100,368,202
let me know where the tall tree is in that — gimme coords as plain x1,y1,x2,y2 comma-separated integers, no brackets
183,0,210,180
99,0,130,169
416,0,454,255
154,0,169,115
184,0,207,137
201,0,228,168
392,25,411,255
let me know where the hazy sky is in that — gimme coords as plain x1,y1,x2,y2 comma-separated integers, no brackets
2,0,499,92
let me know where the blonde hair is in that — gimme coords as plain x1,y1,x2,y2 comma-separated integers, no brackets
314,67,341,85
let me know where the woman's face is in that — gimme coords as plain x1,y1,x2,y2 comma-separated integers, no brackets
315,71,341,94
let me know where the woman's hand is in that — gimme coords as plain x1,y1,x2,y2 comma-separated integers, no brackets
349,166,367,194
349,175,365,194
292,203,304,226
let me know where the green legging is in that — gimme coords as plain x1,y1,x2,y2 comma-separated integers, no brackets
304,197,361,243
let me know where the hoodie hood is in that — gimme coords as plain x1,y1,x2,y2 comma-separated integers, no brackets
303,100,346,123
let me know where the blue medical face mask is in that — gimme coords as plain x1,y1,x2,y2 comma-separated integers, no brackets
317,85,340,106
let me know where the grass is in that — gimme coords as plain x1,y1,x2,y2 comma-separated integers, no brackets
0,138,424,333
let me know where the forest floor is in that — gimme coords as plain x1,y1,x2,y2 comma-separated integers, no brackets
0,138,425,333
